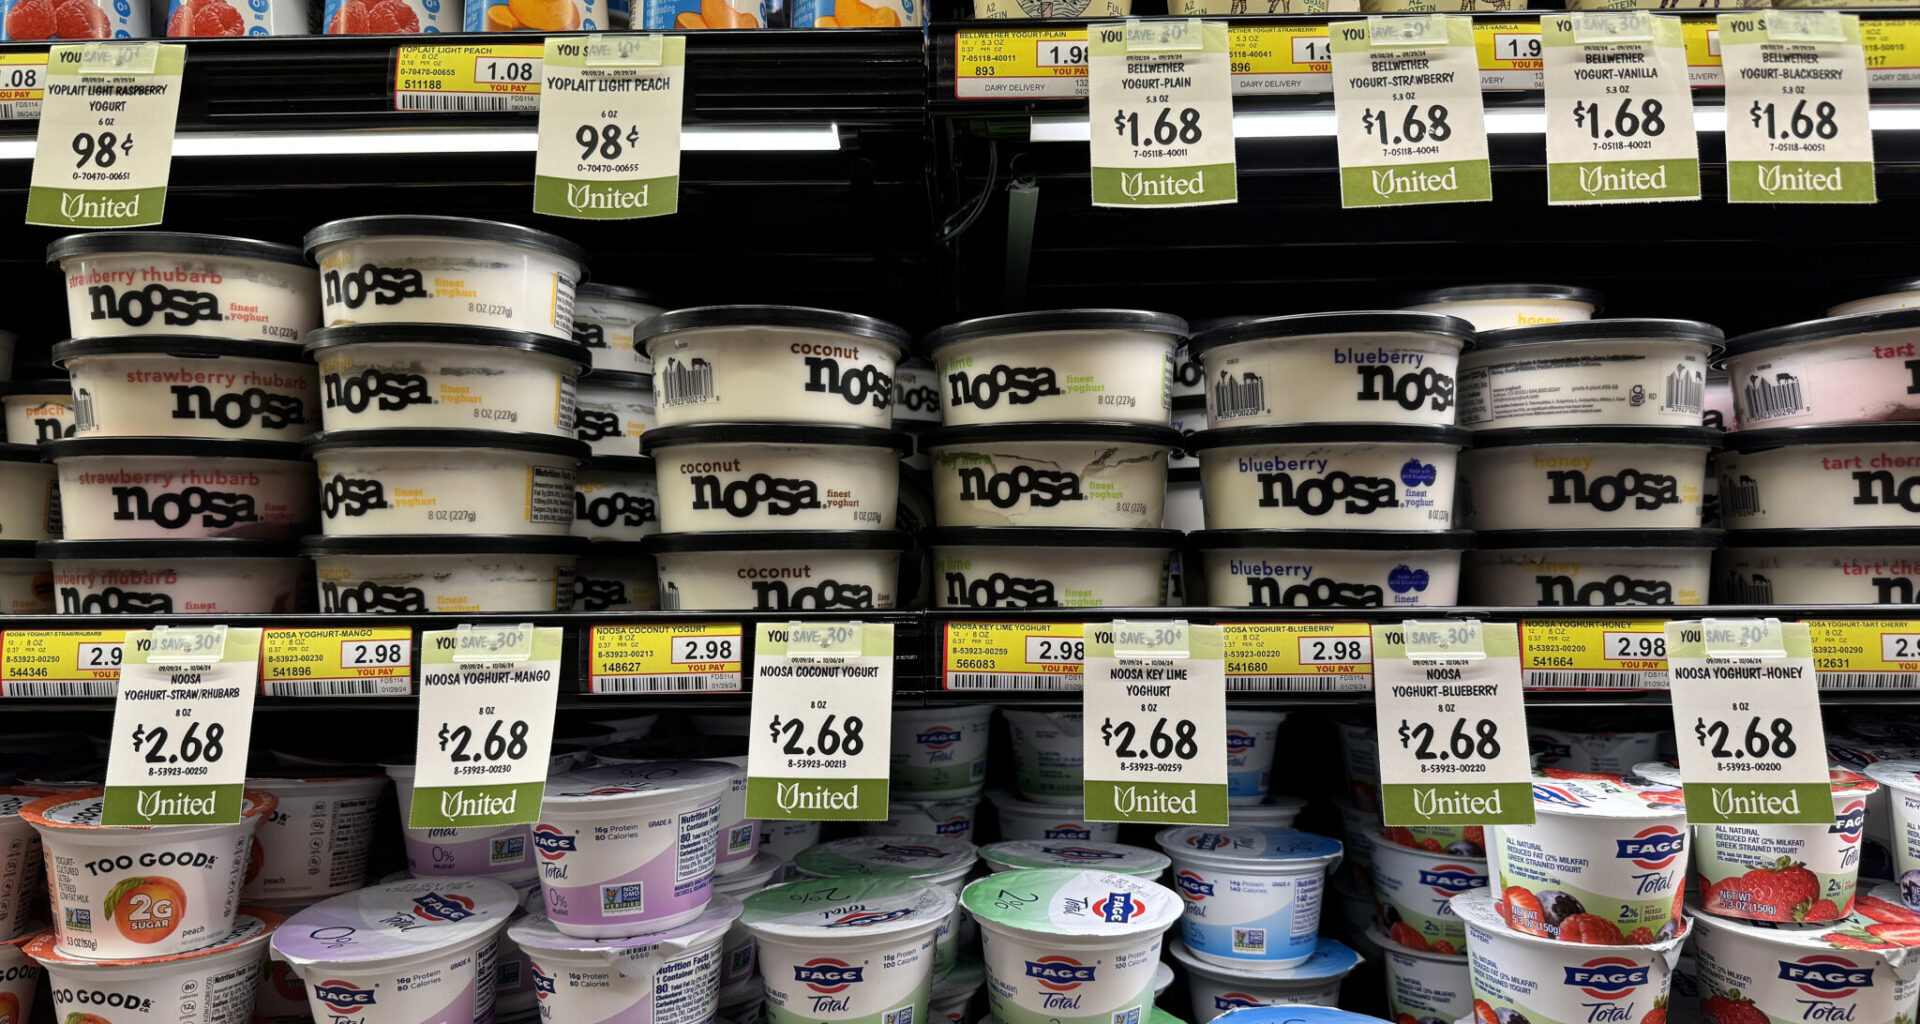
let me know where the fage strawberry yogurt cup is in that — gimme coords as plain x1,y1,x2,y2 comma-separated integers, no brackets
1367,827,1487,954
1689,885,1920,1024
1457,888,1687,1024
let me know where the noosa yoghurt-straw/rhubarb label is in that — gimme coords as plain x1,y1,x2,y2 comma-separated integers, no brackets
1188,311,1473,428
43,538,303,615
47,231,318,344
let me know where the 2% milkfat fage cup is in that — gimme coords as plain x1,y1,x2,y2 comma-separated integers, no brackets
1456,887,1688,1024
1688,881,1920,1024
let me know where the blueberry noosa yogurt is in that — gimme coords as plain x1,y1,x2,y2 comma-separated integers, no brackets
1457,888,1687,1024
26,909,283,1024
1189,424,1467,531
1466,529,1723,607
1187,311,1473,428
642,423,908,533
923,422,1181,529
303,216,590,341
1401,283,1602,332
52,338,319,442
928,527,1178,608
1193,529,1470,609
981,840,1171,878
303,324,590,437
920,310,1188,427
1459,319,1722,429
1719,528,1920,605
1688,886,1920,1024
1717,424,1920,530
1461,427,1719,531
507,898,741,1024
643,305,911,429
1154,826,1344,968
47,231,317,344
741,876,954,1024
271,877,522,1024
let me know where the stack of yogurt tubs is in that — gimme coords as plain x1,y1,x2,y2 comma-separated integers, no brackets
1181,310,1475,608
1714,303,1920,605
569,281,665,611
38,230,323,616
1453,316,1726,607
892,356,941,606
637,305,916,611
295,215,596,614
1165,354,1207,603
916,310,1189,609
0,373,69,614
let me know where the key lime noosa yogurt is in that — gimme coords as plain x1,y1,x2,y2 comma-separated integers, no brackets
741,875,954,1024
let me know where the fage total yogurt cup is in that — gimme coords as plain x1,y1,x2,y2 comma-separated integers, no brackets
793,835,977,975
1370,926,1472,1024
1227,710,1289,805
1001,709,1085,803
980,840,1170,878
1689,887,1920,1024
1188,311,1473,427
1167,936,1361,1021
1457,888,1687,1024
27,909,282,1024
741,876,953,1024
509,900,740,1024
47,231,317,344
892,705,991,799
990,790,1119,842
1156,826,1344,968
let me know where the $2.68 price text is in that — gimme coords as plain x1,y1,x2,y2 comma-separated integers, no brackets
1099,715,1199,770
437,712,532,772
767,709,865,769
1397,715,1499,771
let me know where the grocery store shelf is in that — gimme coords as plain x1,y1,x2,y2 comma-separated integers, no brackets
1023,105,1920,142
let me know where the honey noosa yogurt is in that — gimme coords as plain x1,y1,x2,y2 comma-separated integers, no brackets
1188,311,1472,428
1460,427,1718,531
921,310,1188,427
41,538,302,615
53,338,318,442
308,429,586,537
1466,529,1721,606
644,306,910,429
304,323,589,437
649,530,909,611
47,231,317,344
1401,283,1601,332
46,437,313,541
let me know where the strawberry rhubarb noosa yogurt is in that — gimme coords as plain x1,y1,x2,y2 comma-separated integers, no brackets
25,909,283,1024
46,232,316,344
1689,883,1920,1024
22,788,278,960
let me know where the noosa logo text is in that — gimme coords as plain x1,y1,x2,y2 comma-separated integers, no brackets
324,368,432,413
751,578,874,610
576,489,657,528
172,385,307,430
955,465,1084,509
804,355,893,409
1853,470,1920,512
60,587,171,615
573,322,606,348
322,475,389,518
1256,472,1398,516
88,282,221,328
320,581,426,614
533,824,577,860
689,473,820,518
1245,576,1383,608
947,365,1063,409
1780,956,1874,997
1616,826,1685,871
323,263,430,309
112,486,257,529
314,980,377,1013
576,409,622,442
1355,365,1455,412
1534,574,1674,607
1565,957,1649,999
576,578,630,612
943,571,1057,608
1547,469,1681,512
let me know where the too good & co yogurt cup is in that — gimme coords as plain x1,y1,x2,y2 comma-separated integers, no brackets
922,310,1187,427
0,787,45,940
1457,888,1687,1024
509,899,740,1024
0,932,37,1024
1188,311,1472,427
1156,826,1344,968
741,876,953,1024
892,705,991,799
47,231,317,344
242,769,386,900
644,306,910,429
27,909,282,1024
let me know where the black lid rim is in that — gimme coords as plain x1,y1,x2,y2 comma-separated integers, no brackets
1168,466,1202,483
926,526,1185,548
922,422,1186,449
1470,426,1723,450
42,436,306,461
640,306,911,352
305,429,591,459
575,282,664,306
39,538,301,559
300,534,591,556
1187,310,1476,356
581,368,651,389
1399,283,1605,308
302,324,591,366
1184,424,1472,452
582,455,655,472
1192,529,1475,551
919,309,1189,356
53,336,309,366
640,423,913,458
47,231,307,267
1471,319,1726,353
643,530,915,554
1171,394,1208,411
1724,422,1920,452
1472,528,1726,549
0,443,41,463
1726,527,1920,548
1726,308,1920,357
301,216,590,270
0,540,42,558
0,379,69,396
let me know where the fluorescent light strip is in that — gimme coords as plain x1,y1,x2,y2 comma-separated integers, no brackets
0,122,841,160
1030,105,1920,142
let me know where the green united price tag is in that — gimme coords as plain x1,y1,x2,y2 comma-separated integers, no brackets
1373,620,1536,827
1088,19,1237,208
1081,621,1228,825
102,626,259,826
1331,16,1492,207
27,42,184,228
533,35,684,220
409,625,562,829
1719,11,1875,204
745,622,895,821
1542,13,1700,205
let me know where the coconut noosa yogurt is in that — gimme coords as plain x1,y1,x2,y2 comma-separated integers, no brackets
920,310,1188,427
644,306,911,429
741,875,954,1024
648,530,910,611
960,867,1180,1024
1187,310,1473,427
643,423,908,533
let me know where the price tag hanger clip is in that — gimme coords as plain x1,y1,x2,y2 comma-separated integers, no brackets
1402,618,1486,664
1368,14,1450,48
1123,17,1205,52
146,624,228,667
452,622,536,663
1699,617,1789,660
77,41,160,76
1571,10,1656,44
785,620,863,660
582,34,665,67
1767,10,1845,43
1112,619,1191,660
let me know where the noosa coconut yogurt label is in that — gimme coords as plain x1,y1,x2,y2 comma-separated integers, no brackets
643,425,906,533
1190,426,1465,532
47,231,318,344
1461,429,1716,531
650,532,907,611
1188,312,1472,428
643,307,911,430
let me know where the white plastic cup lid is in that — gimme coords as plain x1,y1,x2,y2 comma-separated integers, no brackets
793,835,979,880
980,840,1170,876
739,876,956,941
542,760,736,807
959,867,1181,938
1154,826,1344,871
271,877,521,967
1522,768,1687,818
1167,937,1362,982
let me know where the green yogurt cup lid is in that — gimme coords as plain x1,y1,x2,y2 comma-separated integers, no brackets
793,835,979,879
739,876,955,941
959,868,1181,937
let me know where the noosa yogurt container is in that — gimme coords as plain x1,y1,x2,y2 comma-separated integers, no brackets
1717,424,1920,530
1188,311,1473,427
1489,770,1688,944
923,422,1180,529
1466,529,1722,607
0,545,48,615
1167,937,1361,1021
794,835,977,975
271,877,521,1024
574,455,659,541
921,310,1187,427
1725,309,1920,429
571,282,662,375
304,534,584,613
1689,888,1920,1024
642,424,906,533
1189,425,1466,531
574,371,655,456
1402,283,1601,331
1155,826,1344,968
644,306,910,429
1458,319,1722,429
46,437,313,540
1195,529,1469,608
892,705,991,799
1,379,73,445
0,446,54,540
308,429,585,537
962,867,1180,1024
53,338,318,442
1457,888,1687,1024
22,787,277,959
26,909,282,1024
980,840,1170,878
990,790,1119,843
1719,528,1920,604
508,899,740,1024
304,324,588,437
649,530,909,611
929,527,1176,608
1460,427,1717,531
47,231,317,344
741,876,953,1024
41,538,302,615
304,216,588,340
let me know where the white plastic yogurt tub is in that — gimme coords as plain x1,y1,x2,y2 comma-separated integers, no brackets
742,876,953,1024
0,380,73,445
0,932,38,1024
862,795,981,843
1001,710,1086,804
1401,283,1601,332
575,369,656,455
1366,827,1486,954
923,422,1181,528
27,909,282,1024
1859,761,1920,908
47,436,312,540
1370,926,1471,1024
931,956,984,1024
304,216,589,340
0,787,44,941
1461,426,1717,531
1528,727,1666,776
592,747,756,876
643,423,906,533
0,448,54,542
304,323,589,436
37,537,295,615
1705,368,1734,432
1188,311,1473,427
963,867,1179,1024
1194,529,1469,609
795,835,978,975
53,338,318,442
1225,709,1289,805
509,899,740,1024
272,877,520,1024
1168,937,1360,1021
712,852,783,987
308,429,585,536
1233,795,1308,830
572,282,663,375
572,543,658,612
241,769,386,900
990,790,1120,842
1171,396,1205,469
574,455,659,541
384,752,579,885
537,762,732,938
1720,528,1920,604
1724,309,1920,429
1190,425,1466,531
1457,888,1686,1024
893,361,942,427
22,787,276,959
48,231,318,344
892,705,992,799
928,527,1177,608
921,309,1188,427
644,306,911,429
1831,278,1920,317
1716,424,1920,530
1458,319,1722,430
648,530,911,611
980,840,1171,877
1689,889,1920,1024
1465,529,1722,606
304,534,585,614
1156,826,1345,968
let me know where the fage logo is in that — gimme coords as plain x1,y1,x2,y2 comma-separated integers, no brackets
1779,956,1874,997
533,824,577,860
411,892,476,922
1025,956,1096,991
1564,957,1650,999
314,980,378,1014
1614,825,1685,869
796,959,865,993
